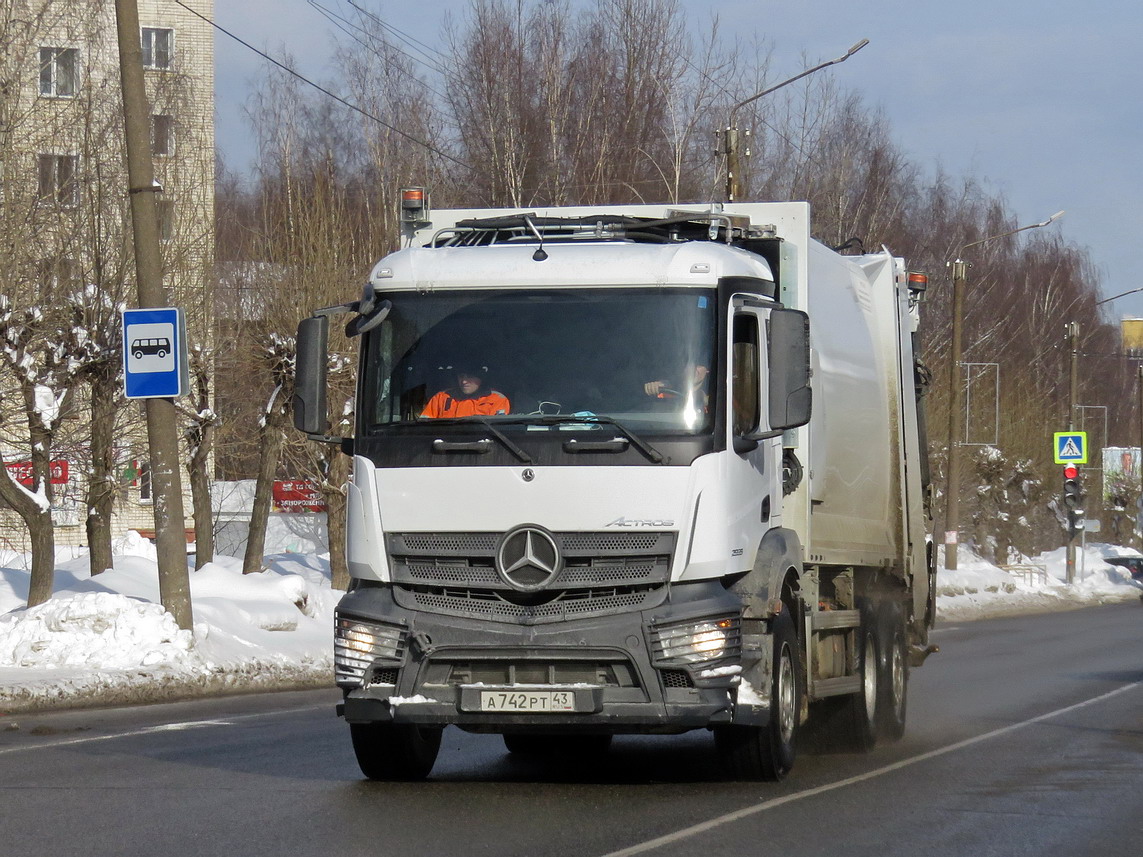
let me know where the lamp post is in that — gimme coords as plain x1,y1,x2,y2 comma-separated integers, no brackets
1095,287,1143,306
721,39,868,201
942,211,1065,572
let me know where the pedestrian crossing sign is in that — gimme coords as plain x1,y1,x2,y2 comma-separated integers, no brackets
1053,431,1087,464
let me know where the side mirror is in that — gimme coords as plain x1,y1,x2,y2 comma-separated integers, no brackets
293,315,329,436
767,308,811,431
345,299,392,337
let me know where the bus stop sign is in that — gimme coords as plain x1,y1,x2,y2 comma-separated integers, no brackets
122,307,188,399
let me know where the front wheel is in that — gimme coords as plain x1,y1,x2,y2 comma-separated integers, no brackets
349,722,442,781
715,608,802,781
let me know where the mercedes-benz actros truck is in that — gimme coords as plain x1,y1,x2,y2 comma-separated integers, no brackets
293,194,936,781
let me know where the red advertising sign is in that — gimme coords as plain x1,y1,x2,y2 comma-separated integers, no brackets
6,459,69,486
272,479,326,513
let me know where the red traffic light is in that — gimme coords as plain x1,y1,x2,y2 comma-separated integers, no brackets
1063,464,1079,479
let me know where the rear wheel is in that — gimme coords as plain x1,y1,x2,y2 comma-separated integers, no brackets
715,608,801,780
808,603,879,753
349,722,442,781
876,603,909,741
841,602,879,751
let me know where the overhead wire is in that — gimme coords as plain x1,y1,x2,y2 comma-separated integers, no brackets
171,0,469,170
307,0,452,97
345,0,452,76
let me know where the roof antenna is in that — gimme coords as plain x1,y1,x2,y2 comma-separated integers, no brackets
522,214,548,261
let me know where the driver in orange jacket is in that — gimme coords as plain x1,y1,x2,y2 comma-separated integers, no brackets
421,364,510,418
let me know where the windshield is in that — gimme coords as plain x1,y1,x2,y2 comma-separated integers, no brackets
361,287,717,435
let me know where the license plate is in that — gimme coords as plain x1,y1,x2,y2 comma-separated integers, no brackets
479,690,577,713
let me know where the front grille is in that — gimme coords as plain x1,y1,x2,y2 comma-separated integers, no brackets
388,530,675,623
406,585,661,620
422,658,640,688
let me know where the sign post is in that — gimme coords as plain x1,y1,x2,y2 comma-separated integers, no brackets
1055,431,1088,585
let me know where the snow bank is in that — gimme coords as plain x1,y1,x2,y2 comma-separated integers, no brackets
0,548,339,714
935,542,1143,621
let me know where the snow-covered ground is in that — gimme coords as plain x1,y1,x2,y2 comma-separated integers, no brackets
1,534,1141,714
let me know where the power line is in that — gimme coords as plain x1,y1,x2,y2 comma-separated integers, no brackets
306,0,451,100
171,0,468,170
346,0,450,73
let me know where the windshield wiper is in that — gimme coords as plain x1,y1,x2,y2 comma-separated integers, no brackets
432,416,533,464
499,415,665,464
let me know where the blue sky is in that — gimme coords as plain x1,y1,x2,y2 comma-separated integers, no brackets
214,1,1143,319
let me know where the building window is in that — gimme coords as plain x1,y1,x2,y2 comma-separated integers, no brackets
141,28,173,70
39,47,78,97
156,199,174,241
37,154,79,206
152,113,175,156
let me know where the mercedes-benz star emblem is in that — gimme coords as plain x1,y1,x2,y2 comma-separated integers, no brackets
496,525,562,592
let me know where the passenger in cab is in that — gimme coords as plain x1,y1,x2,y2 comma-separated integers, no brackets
421,363,510,418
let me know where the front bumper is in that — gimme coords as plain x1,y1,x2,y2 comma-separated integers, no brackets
335,580,768,732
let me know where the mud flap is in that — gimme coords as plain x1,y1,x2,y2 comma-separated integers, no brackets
730,633,770,726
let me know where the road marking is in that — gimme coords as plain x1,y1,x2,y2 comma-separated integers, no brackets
599,682,1141,857
144,719,234,732
0,704,328,756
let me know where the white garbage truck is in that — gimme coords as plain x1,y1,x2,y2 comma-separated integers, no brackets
293,195,937,781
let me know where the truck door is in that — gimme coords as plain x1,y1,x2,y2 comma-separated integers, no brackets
726,302,812,565
726,305,779,563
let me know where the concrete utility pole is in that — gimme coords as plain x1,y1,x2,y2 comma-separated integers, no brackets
115,0,192,629
1138,366,1143,551
1065,321,1080,584
942,259,968,571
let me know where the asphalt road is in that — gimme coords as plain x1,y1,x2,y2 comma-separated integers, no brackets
2,603,1142,857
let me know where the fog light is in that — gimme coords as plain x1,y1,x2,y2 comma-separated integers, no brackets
651,616,741,665
334,615,406,685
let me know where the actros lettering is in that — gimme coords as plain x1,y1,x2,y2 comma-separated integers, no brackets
605,516,674,528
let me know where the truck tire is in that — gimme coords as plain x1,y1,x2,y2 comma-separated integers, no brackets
715,608,801,781
349,722,442,781
844,602,880,751
876,603,909,741
809,602,879,753
502,733,613,756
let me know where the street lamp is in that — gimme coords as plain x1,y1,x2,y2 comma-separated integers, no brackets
1095,286,1143,306
942,210,1065,572
721,39,868,201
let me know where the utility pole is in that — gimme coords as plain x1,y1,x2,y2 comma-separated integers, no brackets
115,0,192,629
1065,321,1080,585
1138,366,1143,550
942,259,968,571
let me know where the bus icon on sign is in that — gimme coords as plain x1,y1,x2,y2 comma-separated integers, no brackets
131,337,170,359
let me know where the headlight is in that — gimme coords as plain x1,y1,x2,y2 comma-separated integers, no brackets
334,615,406,685
651,616,741,665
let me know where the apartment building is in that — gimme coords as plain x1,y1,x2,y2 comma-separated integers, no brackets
0,0,215,551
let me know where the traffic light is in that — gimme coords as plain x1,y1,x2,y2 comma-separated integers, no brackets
1062,464,1085,539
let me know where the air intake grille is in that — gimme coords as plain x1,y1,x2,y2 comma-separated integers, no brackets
388,530,675,623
